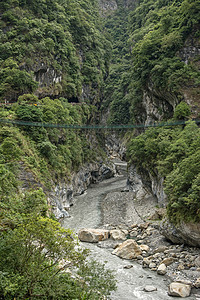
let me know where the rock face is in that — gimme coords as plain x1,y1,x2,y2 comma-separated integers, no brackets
160,218,200,247
127,165,167,207
142,85,177,125
19,160,116,220
127,165,200,247
98,0,137,16
50,161,116,219
105,133,126,160
78,228,109,243
112,240,142,259
98,0,117,15
168,282,191,298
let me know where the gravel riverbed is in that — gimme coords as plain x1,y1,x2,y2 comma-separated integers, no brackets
62,170,200,299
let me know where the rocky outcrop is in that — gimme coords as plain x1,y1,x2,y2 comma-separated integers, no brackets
139,35,200,124
50,161,116,219
127,164,200,247
98,0,117,15
142,85,177,125
127,165,167,207
105,133,126,160
160,219,200,247
19,160,116,220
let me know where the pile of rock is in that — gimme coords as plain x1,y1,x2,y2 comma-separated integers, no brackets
78,223,200,297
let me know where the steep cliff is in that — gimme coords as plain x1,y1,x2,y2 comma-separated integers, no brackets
127,119,200,246
128,0,200,123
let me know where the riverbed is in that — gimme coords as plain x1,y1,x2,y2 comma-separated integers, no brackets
62,171,197,300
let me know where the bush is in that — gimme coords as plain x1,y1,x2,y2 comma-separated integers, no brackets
173,101,191,120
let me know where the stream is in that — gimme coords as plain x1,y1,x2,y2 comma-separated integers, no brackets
62,163,196,300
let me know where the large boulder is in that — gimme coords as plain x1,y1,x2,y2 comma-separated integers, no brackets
78,228,109,243
112,240,142,259
168,283,191,298
110,229,126,240
160,218,200,247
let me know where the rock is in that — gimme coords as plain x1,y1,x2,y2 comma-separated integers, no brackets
177,263,185,271
130,224,138,229
175,279,192,286
110,229,126,240
78,228,109,243
143,258,151,266
139,223,150,230
139,244,150,252
137,239,144,244
129,230,138,237
157,263,167,275
168,283,191,298
154,246,169,254
137,255,143,260
149,262,157,269
124,265,133,269
161,257,176,266
194,278,200,288
112,240,142,259
144,285,157,292
194,256,200,267
160,218,200,247
148,208,166,220
160,218,185,244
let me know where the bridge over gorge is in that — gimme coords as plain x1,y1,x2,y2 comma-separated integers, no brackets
0,118,199,129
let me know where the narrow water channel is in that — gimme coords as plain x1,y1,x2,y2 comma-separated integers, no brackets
62,164,196,300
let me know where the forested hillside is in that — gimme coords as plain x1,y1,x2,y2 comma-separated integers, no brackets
1,0,200,297
125,0,200,243
0,0,111,102
102,0,200,124
0,1,117,298
128,0,200,123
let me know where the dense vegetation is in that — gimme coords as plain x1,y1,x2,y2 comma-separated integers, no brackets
101,1,132,125
127,103,200,223
128,0,200,120
103,0,200,124
0,0,111,101
0,97,116,298
0,95,102,185
0,189,116,299
1,0,200,296
0,1,117,297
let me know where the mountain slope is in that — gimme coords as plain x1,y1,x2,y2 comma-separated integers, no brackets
0,0,111,103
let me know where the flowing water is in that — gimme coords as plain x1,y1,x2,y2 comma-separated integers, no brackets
62,163,196,300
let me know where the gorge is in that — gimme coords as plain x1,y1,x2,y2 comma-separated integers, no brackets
0,0,200,299
62,160,200,299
